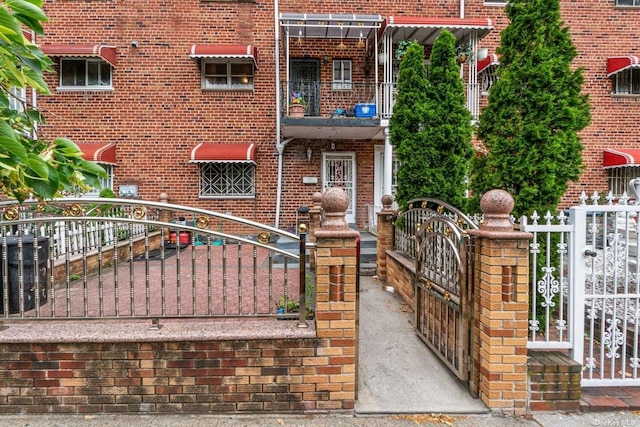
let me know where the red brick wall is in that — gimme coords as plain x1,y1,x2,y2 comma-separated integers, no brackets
0,339,353,414
36,1,640,228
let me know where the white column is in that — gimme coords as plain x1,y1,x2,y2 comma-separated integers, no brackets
383,127,392,197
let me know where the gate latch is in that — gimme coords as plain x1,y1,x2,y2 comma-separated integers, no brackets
583,248,597,258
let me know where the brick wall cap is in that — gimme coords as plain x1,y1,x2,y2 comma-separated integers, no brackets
467,229,533,240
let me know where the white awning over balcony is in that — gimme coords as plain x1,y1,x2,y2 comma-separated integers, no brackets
279,13,383,40
380,16,493,44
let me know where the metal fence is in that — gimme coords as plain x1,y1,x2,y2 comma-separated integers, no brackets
0,198,312,326
521,191,640,386
281,80,377,118
393,198,480,260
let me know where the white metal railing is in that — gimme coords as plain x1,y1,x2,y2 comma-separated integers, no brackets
522,191,640,386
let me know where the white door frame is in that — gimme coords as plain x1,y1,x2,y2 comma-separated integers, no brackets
322,152,356,224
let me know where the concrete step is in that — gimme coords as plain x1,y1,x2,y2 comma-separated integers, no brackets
273,231,377,273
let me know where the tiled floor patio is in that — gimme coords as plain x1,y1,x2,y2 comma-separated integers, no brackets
581,386,640,411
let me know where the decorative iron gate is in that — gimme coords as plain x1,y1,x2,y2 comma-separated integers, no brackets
409,199,478,391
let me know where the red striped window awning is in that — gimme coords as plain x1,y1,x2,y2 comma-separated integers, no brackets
477,53,499,74
603,148,640,169
40,44,117,67
607,56,640,78
77,143,117,165
189,45,258,68
190,143,257,164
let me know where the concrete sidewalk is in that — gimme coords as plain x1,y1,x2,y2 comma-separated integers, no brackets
0,277,637,426
0,410,636,426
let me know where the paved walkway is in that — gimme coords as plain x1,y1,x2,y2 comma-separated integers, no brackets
356,275,487,414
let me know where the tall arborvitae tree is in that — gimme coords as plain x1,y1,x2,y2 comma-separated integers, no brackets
468,0,591,218
389,41,429,210
390,31,473,210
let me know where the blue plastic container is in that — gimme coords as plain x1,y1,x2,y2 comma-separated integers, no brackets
354,103,376,118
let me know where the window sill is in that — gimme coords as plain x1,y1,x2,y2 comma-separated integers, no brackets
55,86,114,92
199,195,256,200
201,87,254,92
610,93,640,98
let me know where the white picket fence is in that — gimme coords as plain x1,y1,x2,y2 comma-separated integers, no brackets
46,220,145,257
522,191,640,386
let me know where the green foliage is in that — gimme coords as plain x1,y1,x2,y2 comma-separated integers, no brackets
468,0,591,218
390,33,473,212
0,0,106,203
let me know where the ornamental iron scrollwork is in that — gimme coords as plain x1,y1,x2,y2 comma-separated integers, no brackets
537,266,559,308
3,207,19,221
66,204,84,217
132,206,146,220
257,231,270,244
195,216,209,229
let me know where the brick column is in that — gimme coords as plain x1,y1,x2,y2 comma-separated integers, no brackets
467,189,532,416
314,188,359,411
375,194,394,281
308,192,322,271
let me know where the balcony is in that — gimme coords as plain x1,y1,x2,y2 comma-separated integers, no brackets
280,81,385,140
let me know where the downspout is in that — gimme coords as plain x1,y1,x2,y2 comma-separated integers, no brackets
274,0,284,228
460,0,464,18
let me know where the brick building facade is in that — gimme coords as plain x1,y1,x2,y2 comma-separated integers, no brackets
35,1,640,230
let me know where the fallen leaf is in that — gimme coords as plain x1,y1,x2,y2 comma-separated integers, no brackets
390,413,460,425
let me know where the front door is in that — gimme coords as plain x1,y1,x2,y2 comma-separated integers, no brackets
291,59,320,116
322,152,356,224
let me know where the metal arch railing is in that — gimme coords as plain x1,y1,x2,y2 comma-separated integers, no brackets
393,197,480,260
0,198,313,327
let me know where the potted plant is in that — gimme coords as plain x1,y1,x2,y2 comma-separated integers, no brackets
455,43,473,64
289,92,307,117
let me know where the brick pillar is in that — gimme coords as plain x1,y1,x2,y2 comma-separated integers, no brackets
308,192,322,271
467,189,532,416
314,188,359,411
375,194,394,281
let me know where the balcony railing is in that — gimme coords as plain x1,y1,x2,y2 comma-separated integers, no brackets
281,81,378,118
280,80,480,121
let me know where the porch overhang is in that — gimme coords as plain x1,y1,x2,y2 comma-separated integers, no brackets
603,148,640,169
281,117,384,140
279,13,383,40
380,16,493,44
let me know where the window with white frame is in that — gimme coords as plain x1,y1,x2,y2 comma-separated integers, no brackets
8,87,26,112
198,162,255,198
202,60,254,90
612,68,640,94
60,59,112,89
332,59,352,90
616,0,640,5
82,164,114,197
